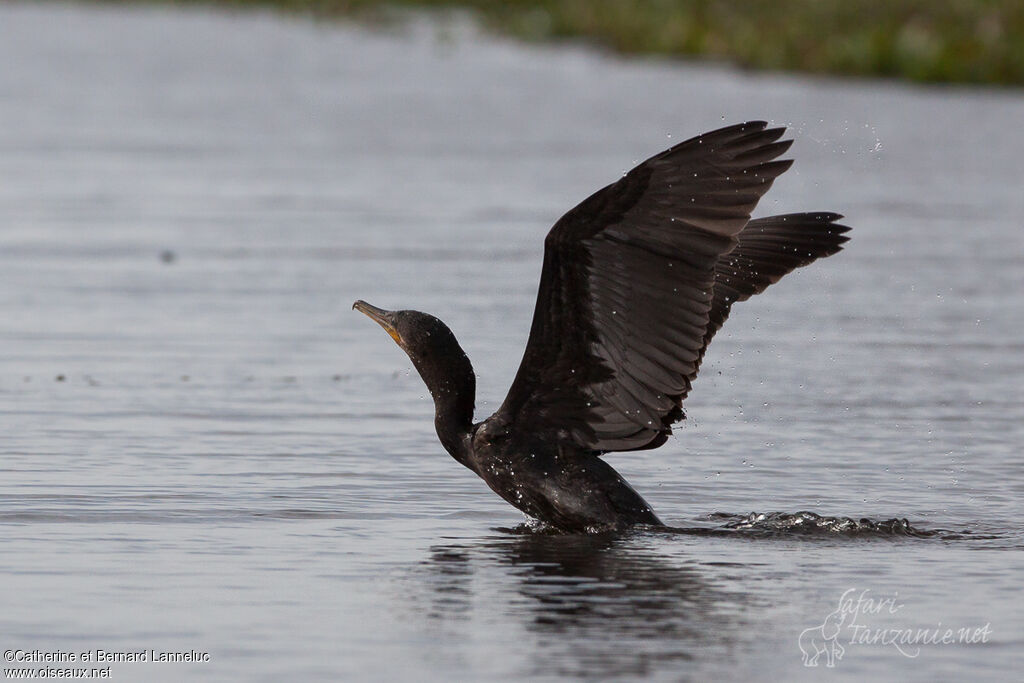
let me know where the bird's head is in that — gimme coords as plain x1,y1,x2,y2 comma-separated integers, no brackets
352,300,454,361
352,300,475,404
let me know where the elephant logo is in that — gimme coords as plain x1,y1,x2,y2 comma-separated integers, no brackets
798,609,847,667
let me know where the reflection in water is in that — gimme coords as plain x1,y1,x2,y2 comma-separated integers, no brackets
404,519,962,679
413,530,755,679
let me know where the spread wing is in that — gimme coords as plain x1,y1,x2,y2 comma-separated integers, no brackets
497,121,798,452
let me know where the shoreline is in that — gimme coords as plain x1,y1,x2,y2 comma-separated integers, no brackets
90,0,1024,87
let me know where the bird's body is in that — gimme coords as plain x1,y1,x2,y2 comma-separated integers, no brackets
354,121,849,532
469,418,664,529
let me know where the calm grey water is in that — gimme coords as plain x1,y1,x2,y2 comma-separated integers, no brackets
1,3,1022,681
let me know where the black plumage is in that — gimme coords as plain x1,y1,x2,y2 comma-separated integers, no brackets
354,121,850,531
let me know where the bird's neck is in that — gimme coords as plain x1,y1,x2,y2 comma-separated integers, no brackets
414,353,476,467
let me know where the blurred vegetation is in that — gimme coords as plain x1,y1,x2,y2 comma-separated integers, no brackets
131,0,1024,85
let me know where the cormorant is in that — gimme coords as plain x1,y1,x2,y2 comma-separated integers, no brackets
354,121,849,532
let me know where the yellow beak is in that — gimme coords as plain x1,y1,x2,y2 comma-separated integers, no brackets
353,300,403,346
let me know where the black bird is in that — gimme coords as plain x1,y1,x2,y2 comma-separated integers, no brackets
354,121,849,532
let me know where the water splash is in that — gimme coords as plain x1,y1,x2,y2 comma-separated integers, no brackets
712,511,927,536
499,512,933,538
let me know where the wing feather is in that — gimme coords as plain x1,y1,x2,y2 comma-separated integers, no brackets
697,212,851,369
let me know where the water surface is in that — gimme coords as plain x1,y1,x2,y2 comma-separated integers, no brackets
1,3,1022,681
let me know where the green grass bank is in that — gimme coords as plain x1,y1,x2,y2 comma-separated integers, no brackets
111,0,1024,85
